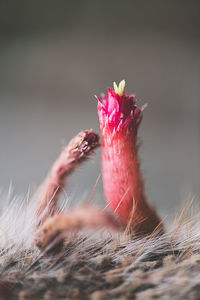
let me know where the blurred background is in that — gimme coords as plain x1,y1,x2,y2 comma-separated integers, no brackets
0,0,199,215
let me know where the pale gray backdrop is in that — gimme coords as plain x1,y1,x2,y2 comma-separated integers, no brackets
0,0,199,215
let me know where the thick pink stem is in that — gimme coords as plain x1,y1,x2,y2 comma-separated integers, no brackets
102,130,143,220
102,129,161,234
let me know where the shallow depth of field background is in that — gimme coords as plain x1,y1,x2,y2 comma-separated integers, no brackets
0,0,199,215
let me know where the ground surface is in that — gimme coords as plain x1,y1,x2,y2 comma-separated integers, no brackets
1,230,200,300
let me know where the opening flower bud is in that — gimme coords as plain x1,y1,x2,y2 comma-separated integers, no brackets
97,80,163,235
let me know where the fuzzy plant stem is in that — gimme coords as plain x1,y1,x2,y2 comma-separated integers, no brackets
36,207,121,252
36,130,99,226
97,80,163,235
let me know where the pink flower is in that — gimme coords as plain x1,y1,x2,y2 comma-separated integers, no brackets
97,80,145,135
97,80,162,234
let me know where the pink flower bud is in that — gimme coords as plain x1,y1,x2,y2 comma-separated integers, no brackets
97,80,163,234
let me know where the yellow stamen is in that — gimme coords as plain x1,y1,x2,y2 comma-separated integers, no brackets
113,79,126,96
113,82,118,93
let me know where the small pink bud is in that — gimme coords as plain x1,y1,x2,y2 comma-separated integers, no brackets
98,80,163,234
